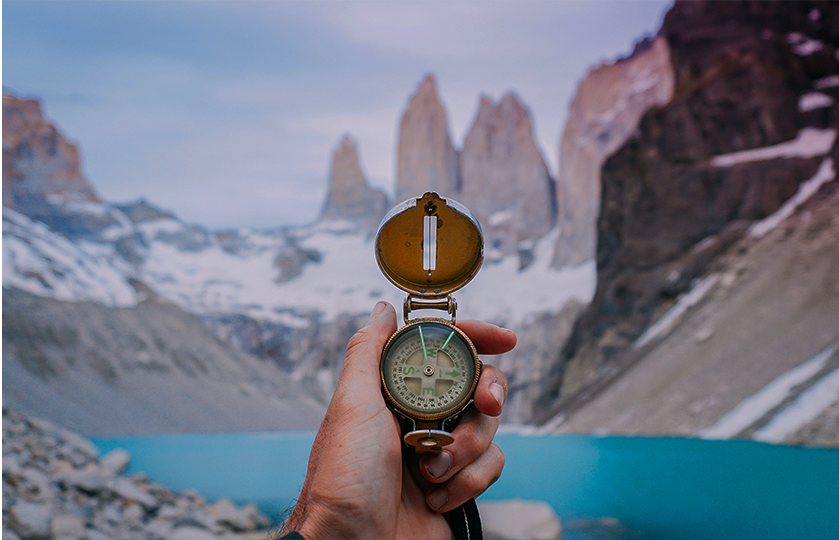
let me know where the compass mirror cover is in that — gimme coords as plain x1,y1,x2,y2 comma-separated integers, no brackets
375,192,484,298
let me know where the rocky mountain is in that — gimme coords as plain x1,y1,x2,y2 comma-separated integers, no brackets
395,75,461,203
459,93,556,262
4,0,838,449
2,94,118,239
552,36,675,269
535,0,839,447
550,180,839,446
393,75,557,265
3,84,592,430
318,134,388,232
2,285,324,437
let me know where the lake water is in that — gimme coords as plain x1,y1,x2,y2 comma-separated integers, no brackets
92,432,839,540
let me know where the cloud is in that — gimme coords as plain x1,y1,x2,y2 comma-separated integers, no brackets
4,0,672,229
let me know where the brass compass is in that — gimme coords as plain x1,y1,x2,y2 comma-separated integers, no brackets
376,192,484,453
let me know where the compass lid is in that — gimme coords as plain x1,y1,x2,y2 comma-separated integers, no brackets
375,192,483,298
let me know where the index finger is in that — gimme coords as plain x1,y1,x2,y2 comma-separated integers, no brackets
455,320,517,355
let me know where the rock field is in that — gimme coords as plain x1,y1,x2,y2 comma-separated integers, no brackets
2,407,275,540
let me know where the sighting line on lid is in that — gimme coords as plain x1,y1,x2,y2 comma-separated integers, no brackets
423,215,437,271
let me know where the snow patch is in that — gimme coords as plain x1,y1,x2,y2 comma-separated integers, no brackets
749,158,835,238
814,75,839,90
753,368,839,444
798,92,834,112
631,273,720,350
2,209,136,307
488,210,514,227
787,32,824,56
701,344,836,440
710,128,836,167
457,227,596,325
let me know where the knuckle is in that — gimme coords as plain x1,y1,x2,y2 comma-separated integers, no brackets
490,444,505,485
459,466,483,493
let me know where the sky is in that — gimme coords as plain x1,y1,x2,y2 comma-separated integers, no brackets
3,0,672,229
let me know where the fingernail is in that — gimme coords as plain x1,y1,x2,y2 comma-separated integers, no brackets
425,450,452,479
490,382,506,409
369,301,387,322
428,488,448,511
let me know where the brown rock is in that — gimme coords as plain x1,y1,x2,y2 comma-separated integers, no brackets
395,75,460,202
552,36,674,269
3,93,99,208
319,134,388,231
538,0,839,412
460,93,555,259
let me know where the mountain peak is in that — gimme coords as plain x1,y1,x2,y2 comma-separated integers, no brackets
459,91,555,260
3,92,100,209
395,74,460,202
319,134,388,231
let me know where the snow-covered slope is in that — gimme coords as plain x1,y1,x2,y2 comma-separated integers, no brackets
548,156,839,447
4,202,595,326
3,192,596,425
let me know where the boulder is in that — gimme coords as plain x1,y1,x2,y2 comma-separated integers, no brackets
7,501,52,540
478,499,562,540
98,448,131,476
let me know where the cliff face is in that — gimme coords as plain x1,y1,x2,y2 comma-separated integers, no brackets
552,36,675,269
460,93,556,259
2,93,115,238
395,75,460,203
394,76,556,264
540,0,839,412
318,135,388,231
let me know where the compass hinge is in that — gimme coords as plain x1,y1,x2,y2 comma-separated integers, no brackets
403,295,457,324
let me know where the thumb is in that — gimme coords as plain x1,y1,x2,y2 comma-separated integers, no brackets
336,301,397,396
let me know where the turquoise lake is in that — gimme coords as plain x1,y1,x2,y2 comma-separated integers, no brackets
92,432,839,540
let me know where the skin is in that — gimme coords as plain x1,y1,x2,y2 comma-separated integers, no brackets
281,301,516,539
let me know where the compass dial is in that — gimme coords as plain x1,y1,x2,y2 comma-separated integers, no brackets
381,320,479,420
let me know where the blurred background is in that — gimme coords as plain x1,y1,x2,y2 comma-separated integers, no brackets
4,1,839,539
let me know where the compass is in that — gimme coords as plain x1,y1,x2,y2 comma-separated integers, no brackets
376,192,483,453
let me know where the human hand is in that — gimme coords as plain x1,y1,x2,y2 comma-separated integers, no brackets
281,301,515,539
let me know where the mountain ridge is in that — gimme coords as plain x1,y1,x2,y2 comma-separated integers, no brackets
4,1,838,447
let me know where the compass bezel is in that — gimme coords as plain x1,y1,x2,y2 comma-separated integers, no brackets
380,318,481,422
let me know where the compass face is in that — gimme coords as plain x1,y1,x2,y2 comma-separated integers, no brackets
381,320,479,420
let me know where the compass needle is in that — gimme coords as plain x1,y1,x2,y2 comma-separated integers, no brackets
419,325,429,362
441,330,455,351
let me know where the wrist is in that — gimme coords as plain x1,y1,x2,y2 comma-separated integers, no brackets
282,494,356,540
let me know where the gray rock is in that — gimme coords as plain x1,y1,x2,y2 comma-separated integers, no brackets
65,463,110,493
7,501,52,540
112,477,159,509
207,499,268,532
99,449,131,476
396,74,460,201
50,513,87,540
478,499,562,540
318,134,389,232
3,454,23,476
168,525,219,540
19,468,53,501
85,528,115,540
